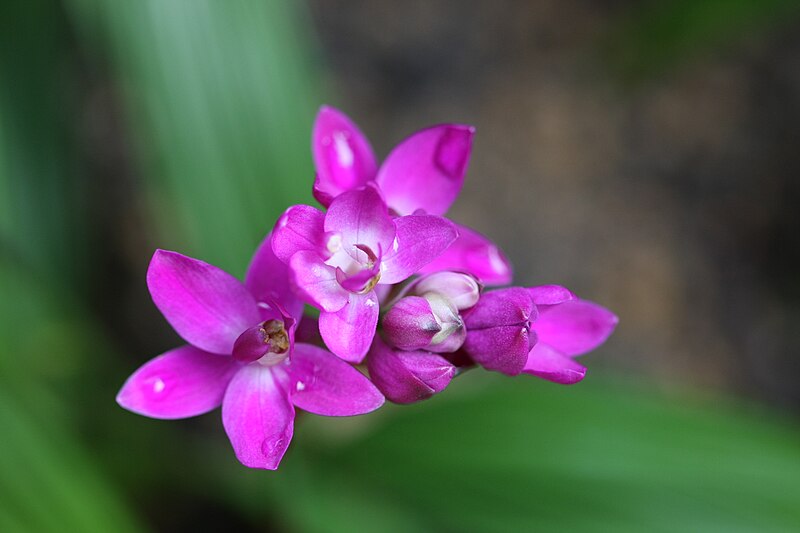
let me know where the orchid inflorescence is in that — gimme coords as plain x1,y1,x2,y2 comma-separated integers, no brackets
117,106,618,470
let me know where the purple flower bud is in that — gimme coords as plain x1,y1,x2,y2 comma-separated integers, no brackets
367,338,456,404
408,271,481,310
462,287,538,376
382,295,465,353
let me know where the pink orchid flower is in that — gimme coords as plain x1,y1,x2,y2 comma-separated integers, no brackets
116,235,384,470
462,285,618,384
272,184,457,363
311,105,513,285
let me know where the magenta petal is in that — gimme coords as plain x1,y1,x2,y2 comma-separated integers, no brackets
117,345,239,419
287,343,384,416
318,291,380,363
271,205,326,263
419,224,512,286
462,287,536,330
528,285,576,306
376,124,475,216
245,232,304,319
288,251,349,312
324,185,395,253
523,343,587,385
312,106,378,207
147,250,260,355
380,215,458,285
222,364,294,470
462,325,534,376
533,300,618,356
382,296,440,350
367,338,455,404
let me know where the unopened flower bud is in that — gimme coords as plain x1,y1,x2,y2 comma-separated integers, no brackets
462,287,538,376
408,271,481,310
366,338,456,404
382,295,465,353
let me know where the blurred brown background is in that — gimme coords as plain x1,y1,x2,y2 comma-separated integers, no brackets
309,0,800,409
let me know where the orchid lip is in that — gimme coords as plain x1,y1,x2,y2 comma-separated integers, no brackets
233,319,291,364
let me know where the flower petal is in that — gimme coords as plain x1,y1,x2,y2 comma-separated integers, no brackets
533,300,618,356
380,215,458,284
117,345,239,419
271,205,326,263
312,106,378,207
382,296,440,351
288,251,349,312
222,364,294,470
376,124,475,216
366,338,455,404
324,185,395,253
462,287,536,330
462,325,534,376
245,232,304,319
407,271,482,310
147,250,260,355
528,285,576,306
287,343,384,416
318,291,380,363
419,224,512,286
523,343,587,385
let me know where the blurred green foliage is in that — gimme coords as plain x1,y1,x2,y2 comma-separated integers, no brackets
1,0,800,531
606,0,800,81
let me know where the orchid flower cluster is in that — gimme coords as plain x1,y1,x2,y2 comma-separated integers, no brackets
117,106,618,470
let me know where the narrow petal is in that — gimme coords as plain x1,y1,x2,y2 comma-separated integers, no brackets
147,250,260,355
376,124,475,216
318,291,380,363
287,343,384,416
533,300,618,356
523,343,587,385
366,338,455,404
288,251,349,312
528,285,576,306
245,232,304,319
462,325,534,376
117,345,239,419
222,365,294,470
271,205,326,263
312,106,378,206
380,214,458,285
324,185,395,253
419,224,512,286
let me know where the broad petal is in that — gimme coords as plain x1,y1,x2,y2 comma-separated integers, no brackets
312,106,378,206
528,285,576,306
534,300,618,356
271,205,326,263
366,338,455,404
117,345,239,419
222,364,294,470
380,215,458,284
376,124,475,216
147,250,260,355
462,325,534,376
245,232,304,319
287,343,384,416
318,291,380,363
419,224,512,286
288,251,349,312
523,343,587,385
324,185,395,253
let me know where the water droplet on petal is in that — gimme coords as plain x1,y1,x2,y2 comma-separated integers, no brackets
262,434,289,462
365,298,376,307
152,378,165,394
295,381,306,391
